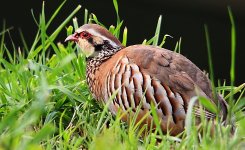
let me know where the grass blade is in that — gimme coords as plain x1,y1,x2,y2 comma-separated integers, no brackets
228,7,236,88
153,15,162,46
198,96,218,114
204,25,217,101
18,28,29,52
113,0,121,38
84,9,89,24
122,27,127,46
46,0,67,29
29,124,56,144
41,1,47,63
159,34,172,48
185,96,198,136
227,7,237,124
224,83,245,99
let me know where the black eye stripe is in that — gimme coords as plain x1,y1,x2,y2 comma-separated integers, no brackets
88,37,93,44
94,44,103,51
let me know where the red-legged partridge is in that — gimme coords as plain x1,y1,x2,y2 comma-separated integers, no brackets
65,24,227,135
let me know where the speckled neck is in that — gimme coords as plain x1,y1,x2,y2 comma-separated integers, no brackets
86,42,122,95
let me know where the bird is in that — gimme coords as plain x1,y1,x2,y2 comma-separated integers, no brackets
65,24,228,135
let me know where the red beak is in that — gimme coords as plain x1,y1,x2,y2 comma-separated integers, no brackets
65,34,78,42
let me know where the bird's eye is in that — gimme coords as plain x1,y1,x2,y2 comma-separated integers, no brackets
80,31,91,39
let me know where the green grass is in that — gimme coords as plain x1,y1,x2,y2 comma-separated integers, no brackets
0,1,244,149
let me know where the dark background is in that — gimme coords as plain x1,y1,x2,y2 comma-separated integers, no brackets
0,0,244,86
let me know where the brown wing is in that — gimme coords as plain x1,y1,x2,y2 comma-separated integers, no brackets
125,45,212,97
126,45,227,117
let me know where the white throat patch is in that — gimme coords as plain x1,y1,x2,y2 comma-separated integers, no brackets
78,38,95,57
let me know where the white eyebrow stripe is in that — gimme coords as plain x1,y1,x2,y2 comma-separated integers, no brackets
76,28,118,47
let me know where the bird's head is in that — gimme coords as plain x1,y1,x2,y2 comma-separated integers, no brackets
65,24,122,58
